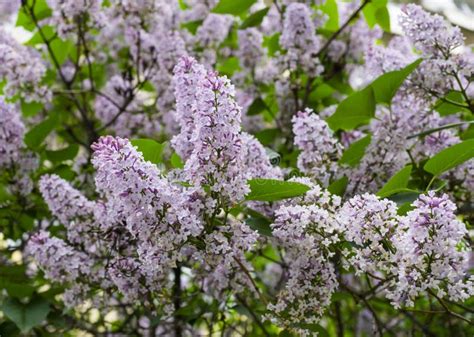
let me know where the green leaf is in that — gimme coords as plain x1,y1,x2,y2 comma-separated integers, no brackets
328,176,348,196
181,20,203,34
131,139,165,165
255,128,280,146
171,153,184,169
377,165,412,198
375,6,390,32
435,91,470,116
0,266,34,298
45,144,79,163
263,33,281,57
24,114,59,150
319,0,339,32
240,7,269,29
246,179,310,202
247,98,268,116
1,297,50,333
25,25,55,46
326,86,375,131
370,59,422,105
50,39,74,65
310,83,335,101
20,101,43,118
339,135,371,167
212,0,257,15
363,0,389,31
16,0,52,31
217,57,240,77
245,216,272,236
424,139,474,176
49,164,76,181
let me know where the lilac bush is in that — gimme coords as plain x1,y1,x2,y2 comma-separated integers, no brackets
0,0,473,336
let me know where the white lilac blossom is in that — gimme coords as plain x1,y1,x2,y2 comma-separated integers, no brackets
292,108,343,187
0,30,50,102
388,192,474,307
181,58,249,204
339,194,399,275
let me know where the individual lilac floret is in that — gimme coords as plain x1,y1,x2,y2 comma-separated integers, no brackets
0,99,25,167
39,175,97,246
400,4,464,57
339,194,400,276
181,59,249,204
292,108,343,187
389,192,474,307
171,56,208,160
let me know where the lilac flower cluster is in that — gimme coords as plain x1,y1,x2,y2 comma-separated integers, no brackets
0,30,50,102
389,192,474,307
174,57,249,204
279,3,323,76
0,98,38,195
292,108,343,186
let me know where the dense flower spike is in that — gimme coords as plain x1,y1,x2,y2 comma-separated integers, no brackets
171,56,208,160
339,194,399,275
389,193,474,307
0,99,25,167
400,4,464,57
27,231,92,283
280,2,323,76
181,58,249,204
292,109,343,186
0,30,50,102
237,28,264,70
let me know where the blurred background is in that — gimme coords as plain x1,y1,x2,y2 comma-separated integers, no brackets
1,0,474,44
